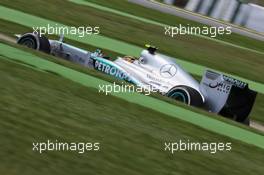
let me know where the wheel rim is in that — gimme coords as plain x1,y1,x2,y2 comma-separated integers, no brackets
168,89,189,104
170,92,186,103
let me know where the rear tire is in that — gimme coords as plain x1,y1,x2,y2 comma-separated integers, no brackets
166,86,204,107
243,118,250,126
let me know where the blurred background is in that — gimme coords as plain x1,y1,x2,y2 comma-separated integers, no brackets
163,0,264,32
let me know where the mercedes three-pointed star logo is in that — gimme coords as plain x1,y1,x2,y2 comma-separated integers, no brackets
160,64,177,78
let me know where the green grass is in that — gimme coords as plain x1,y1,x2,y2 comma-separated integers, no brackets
1,56,264,175
250,95,264,124
257,0,264,6
0,0,264,85
0,39,259,130
1,18,263,125
3,41,264,145
0,1,264,174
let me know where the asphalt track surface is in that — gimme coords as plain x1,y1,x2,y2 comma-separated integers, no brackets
129,0,264,41
1,5,264,94
69,0,264,55
1,42,264,149
251,121,264,132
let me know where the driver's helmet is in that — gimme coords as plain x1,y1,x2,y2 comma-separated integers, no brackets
123,56,136,63
94,49,103,57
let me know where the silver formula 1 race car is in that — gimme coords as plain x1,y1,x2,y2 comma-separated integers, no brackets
16,33,257,124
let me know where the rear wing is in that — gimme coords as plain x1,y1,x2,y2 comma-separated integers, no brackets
200,70,257,124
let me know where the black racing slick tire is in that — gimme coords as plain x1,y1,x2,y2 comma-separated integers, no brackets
166,86,204,107
17,34,50,54
17,34,38,50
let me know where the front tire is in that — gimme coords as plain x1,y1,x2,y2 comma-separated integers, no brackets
17,34,38,50
17,33,50,54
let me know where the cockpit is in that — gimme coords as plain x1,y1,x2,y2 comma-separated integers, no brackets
122,56,137,63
